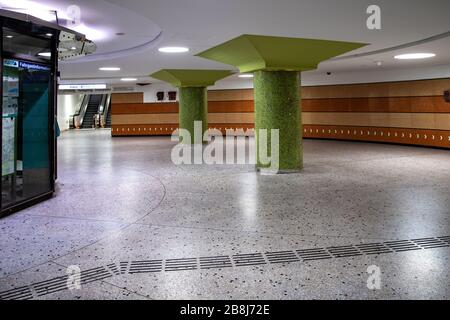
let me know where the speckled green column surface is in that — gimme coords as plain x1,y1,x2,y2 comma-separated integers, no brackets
179,86,208,144
254,70,302,171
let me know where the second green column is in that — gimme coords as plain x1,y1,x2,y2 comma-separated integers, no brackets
179,86,208,144
254,70,302,172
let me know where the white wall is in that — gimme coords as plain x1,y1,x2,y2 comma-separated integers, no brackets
142,83,177,103
57,94,84,131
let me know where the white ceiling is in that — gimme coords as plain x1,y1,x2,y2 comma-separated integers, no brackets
45,0,450,85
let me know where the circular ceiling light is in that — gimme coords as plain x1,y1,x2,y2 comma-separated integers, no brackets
158,47,189,53
38,52,51,57
5,35,13,39
99,67,121,71
45,33,53,37
120,78,137,82
238,74,253,78
394,53,435,60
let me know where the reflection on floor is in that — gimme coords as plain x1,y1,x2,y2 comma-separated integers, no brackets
0,129,449,299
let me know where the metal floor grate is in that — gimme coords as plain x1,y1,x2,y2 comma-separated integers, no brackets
356,243,393,255
327,245,362,258
437,236,450,245
165,258,198,271
129,260,163,274
296,248,332,261
1,235,449,300
199,256,233,269
384,240,422,252
232,253,266,266
265,251,300,264
0,286,34,300
411,238,449,249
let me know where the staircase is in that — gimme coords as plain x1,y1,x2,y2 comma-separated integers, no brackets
80,95,102,129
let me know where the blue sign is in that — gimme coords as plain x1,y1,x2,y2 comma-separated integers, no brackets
3,59,19,68
19,61,51,71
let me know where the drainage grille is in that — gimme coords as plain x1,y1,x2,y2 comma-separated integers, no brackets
165,258,198,271
327,245,362,258
129,260,163,274
265,251,300,264
1,235,449,300
199,256,233,269
232,253,266,266
0,286,33,300
296,248,332,261
80,266,112,285
33,276,69,296
438,236,450,245
356,243,393,255
384,240,422,252
411,238,449,249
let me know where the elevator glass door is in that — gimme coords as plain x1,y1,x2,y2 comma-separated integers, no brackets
2,58,52,209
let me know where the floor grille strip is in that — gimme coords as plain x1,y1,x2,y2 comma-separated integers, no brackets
265,251,300,264
232,253,266,266
296,248,333,261
199,256,233,269
165,258,198,271
327,245,363,258
129,260,163,274
1,235,449,300
355,243,393,255
384,240,422,252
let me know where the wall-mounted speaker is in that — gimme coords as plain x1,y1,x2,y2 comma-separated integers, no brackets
168,91,177,101
444,90,450,102
156,91,164,101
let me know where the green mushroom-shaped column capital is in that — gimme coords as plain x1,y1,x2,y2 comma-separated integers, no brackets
196,34,368,73
196,34,368,172
150,69,232,144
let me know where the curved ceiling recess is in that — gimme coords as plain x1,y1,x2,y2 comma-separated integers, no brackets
0,0,163,62
62,31,163,63
331,31,450,61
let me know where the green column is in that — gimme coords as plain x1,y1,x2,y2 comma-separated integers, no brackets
254,70,302,172
179,86,208,144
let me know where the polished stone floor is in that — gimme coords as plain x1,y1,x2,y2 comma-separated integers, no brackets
0,129,449,299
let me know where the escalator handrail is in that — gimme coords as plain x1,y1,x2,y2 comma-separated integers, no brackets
101,94,112,127
73,94,89,128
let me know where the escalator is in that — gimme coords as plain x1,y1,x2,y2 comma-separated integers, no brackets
80,94,102,129
105,107,112,128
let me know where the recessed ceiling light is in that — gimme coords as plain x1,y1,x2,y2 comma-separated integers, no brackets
99,67,121,71
5,35,13,39
38,52,51,57
238,74,253,78
46,33,53,37
70,47,77,50
394,53,435,60
158,47,189,53
120,78,137,82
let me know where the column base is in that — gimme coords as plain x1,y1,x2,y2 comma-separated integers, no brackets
256,167,302,175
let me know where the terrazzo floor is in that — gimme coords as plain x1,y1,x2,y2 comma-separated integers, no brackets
0,129,449,299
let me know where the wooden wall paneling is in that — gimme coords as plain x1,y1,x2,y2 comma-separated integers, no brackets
111,92,144,104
